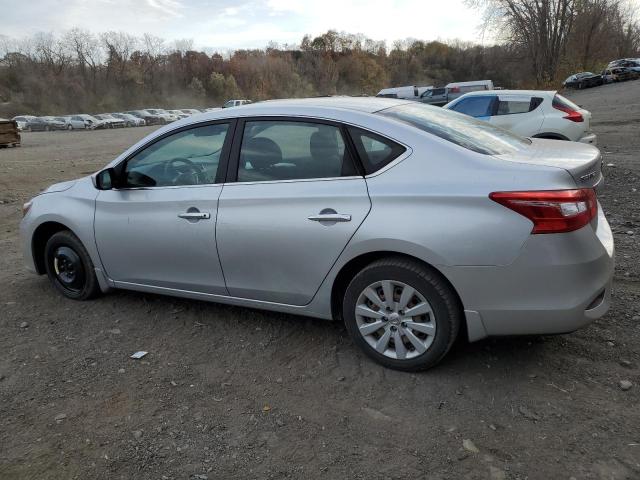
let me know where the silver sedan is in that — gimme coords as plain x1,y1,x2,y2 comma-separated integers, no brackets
19,98,614,371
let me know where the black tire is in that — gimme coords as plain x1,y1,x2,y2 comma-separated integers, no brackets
342,257,461,372
44,230,101,300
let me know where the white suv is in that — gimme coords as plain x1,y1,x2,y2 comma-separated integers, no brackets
443,90,596,144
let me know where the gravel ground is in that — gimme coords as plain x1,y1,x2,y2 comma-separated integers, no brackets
1,83,639,480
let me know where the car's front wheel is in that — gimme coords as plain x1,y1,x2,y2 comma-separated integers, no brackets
44,231,101,300
343,257,461,371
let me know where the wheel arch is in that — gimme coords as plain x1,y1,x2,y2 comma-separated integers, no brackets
330,251,467,339
31,221,75,274
531,132,570,141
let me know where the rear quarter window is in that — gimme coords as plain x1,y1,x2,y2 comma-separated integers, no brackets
347,127,406,174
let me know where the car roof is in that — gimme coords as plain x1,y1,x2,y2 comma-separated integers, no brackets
450,89,556,98
209,97,412,117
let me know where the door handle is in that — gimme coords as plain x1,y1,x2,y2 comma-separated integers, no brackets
307,213,351,222
178,212,211,220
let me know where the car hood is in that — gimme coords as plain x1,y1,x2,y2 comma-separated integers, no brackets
40,179,77,194
495,138,603,188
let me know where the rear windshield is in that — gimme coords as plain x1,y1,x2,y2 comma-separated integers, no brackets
553,93,580,111
378,103,530,155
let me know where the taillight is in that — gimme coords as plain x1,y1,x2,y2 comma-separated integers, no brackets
489,189,597,234
449,87,460,93
553,101,583,122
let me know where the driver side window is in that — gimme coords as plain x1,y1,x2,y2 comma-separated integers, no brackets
124,123,230,188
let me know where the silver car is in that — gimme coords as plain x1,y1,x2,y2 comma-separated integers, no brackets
19,98,614,371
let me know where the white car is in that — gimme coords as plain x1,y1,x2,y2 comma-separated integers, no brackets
71,114,106,130
444,90,596,145
145,109,179,123
222,99,252,108
167,109,190,119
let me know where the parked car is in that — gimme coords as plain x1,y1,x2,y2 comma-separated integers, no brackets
40,116,67,131
145,109,179,123
376,85,433,100
54,117,75,130
563,72,603,89
94,114,126,128
607,58,640,72
602,67,639,83
125,110,164,126
11,115,37,131
419,87,449,106
0,118,21,147
444,90,596,144
167,109,190,119
222,99,252,108
20,97,613,371
112,113,146,127
19,117,48,132
181,109,204,115
71,113,109,130
59,116,88,130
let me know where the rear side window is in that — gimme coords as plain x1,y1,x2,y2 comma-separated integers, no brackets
379,103,531,155
347,127,406,174
237,120,357,182
496,96,543,115
449,96,495,118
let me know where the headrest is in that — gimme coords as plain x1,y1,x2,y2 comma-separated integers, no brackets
241,137,283,170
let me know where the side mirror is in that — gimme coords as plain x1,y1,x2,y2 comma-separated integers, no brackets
95,168,115,190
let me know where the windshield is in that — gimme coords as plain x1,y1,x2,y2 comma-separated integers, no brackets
378,103,530,155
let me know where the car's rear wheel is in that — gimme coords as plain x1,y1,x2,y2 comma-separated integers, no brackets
343,257,461,371
67,124,73,130
44,231,100,300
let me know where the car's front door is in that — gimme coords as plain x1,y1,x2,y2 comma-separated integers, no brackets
94,121,233,294
216,118,371,305
447,96,496,121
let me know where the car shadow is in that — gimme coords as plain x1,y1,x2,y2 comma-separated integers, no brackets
100,287,553,374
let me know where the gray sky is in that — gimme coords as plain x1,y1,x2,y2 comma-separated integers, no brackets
0,0,491,49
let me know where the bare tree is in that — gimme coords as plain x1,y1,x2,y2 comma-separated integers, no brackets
474,0,577,85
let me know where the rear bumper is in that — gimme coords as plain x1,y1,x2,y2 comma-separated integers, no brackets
441,205,614,339
578,133,597,145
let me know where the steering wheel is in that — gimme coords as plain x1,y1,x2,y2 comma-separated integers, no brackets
163,157,203,185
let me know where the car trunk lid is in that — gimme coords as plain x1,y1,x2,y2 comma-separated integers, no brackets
495,138,603,188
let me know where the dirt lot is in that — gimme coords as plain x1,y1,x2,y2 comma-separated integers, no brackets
1,83,639,480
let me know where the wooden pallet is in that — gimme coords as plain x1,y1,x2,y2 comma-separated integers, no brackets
0,120,21,147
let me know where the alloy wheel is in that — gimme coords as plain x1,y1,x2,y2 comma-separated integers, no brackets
355,280,436,360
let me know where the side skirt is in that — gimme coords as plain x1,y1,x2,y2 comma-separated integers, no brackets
112,280,333,320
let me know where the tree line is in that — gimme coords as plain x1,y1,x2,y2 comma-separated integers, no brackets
0,0,638,117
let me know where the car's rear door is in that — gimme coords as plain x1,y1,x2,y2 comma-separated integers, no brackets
488,94,544,136
215,117,371,306
94,121,234,294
